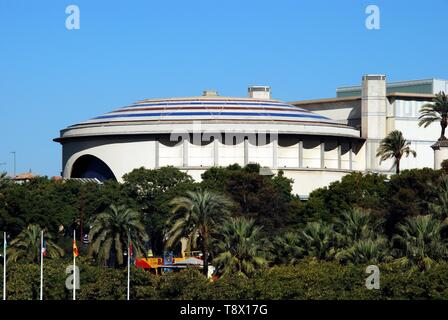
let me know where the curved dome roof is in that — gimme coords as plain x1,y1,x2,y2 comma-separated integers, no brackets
78,96,336,125
57,96,361,141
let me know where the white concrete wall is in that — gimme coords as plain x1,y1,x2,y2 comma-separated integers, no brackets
188,140,214,167
433,79,448,93
352,141,364,171
295,95,440,173
248,140,274,167
278,136,300,168
390,99,440,170
217,140,245,166
341,141,351,170
294,100,361,127
159,139,183,167
324,140,339,169
361,76,388,172
362,76,387,140
279,169,351,197
62,138,157,182
62,135,360,197
302,138,321,168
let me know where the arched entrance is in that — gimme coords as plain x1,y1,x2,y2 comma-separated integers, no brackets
71,155,116,182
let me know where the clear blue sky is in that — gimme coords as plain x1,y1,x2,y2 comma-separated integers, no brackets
1,0,447,177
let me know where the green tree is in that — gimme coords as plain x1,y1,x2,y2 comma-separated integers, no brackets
213,217,267,277
428,174,448,221
441,159,448,172
336,238,392,265
0,177,115,239
384,168,442,235
166,190,233,276
88,204,148,267
334,208,384,247
376,130,416,174
298,221,336,260
122,167,196,255
271,232,303,265
201,164,299,236
392,215,448,270
418,91,448,140
0,172,11,189
303,172,389,223
8,224,64,263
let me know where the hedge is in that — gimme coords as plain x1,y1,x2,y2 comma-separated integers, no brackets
1,259,448,300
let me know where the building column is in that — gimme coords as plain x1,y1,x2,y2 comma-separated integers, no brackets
349,141,353,170
244,137,249,165
154,140,159,168
337,140,342,169
213,138,219,166
432,140,448,170
272,137,278,169
320,139,325,169
183,139,189,167
361,75,387,171
298,139,303,168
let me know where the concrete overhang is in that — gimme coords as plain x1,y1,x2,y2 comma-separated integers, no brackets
54,120,362,143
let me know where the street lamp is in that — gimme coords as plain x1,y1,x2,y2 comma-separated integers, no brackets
10,152,16,177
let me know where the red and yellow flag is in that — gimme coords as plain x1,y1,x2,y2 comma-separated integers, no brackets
73,239,79,257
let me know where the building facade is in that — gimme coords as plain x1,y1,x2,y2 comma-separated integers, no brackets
293,76,447,174
55,75,446,198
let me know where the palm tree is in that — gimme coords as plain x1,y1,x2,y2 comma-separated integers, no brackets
418,91,448,141
271,232,303,265
428,175,448,221
8,224,64,263
165,190,233,276
392,215,448,271
88,204,148,267
298,221,335,260
376,130,416,174
336,238,392,265
0,172,10,189
213,217,267,277
334,208,384,247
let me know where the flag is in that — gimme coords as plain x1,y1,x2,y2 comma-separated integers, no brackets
73,239,79,257
82,233,89,245
129,241,133,258
129,240,135,265
42,238,47,257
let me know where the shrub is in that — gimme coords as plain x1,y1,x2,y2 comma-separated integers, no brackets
2,260,448,300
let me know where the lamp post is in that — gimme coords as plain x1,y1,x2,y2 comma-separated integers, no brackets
10,152,16,177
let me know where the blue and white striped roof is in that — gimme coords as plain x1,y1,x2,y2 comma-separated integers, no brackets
73,96,338,126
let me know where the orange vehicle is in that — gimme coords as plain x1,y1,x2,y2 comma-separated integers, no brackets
135,251,203,275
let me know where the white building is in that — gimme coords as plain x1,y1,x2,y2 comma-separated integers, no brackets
293,76,447,174
55,75,447,198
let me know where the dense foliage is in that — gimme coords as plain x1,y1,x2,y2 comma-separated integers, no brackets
1,165,448,299
2,260,448,300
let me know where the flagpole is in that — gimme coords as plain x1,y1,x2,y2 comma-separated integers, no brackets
127,230,130,301
73,229,76,301
3,231,6,301
40,230,43,300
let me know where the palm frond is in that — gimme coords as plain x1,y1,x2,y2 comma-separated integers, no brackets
88,204,148,267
